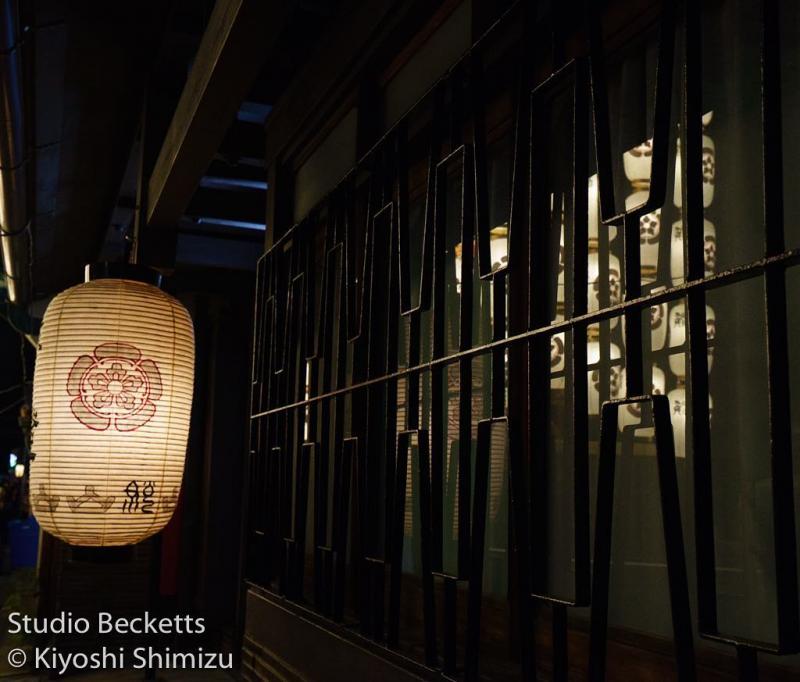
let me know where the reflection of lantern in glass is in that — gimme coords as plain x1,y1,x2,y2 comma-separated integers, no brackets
589,174,600,250
670,218,715,285
673,128,716,208
650,288,668,351
454,238,480,295
31,269,195,546
551,332,565,389
704,226,717,275
642,365,666,438
455,227,508,293
490,225,508,272
670,221,682,285
623,138,653,185
549,193,567,321
668,387,687,458
588,251,621,328
587,331,623,415
668,387,714,459
14,463,24,478
588,174,617,249
626,190,660,284
673,112,715,210
556,223,565,321
667,301,715,378
618,364,666,433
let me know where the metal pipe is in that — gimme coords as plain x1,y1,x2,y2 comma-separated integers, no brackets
0,0,31,305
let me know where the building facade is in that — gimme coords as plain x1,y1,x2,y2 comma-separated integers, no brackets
242,0,800,680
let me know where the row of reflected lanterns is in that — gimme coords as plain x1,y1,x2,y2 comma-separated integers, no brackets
456,113,718,457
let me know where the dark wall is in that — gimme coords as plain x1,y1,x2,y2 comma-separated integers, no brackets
170,270,253,647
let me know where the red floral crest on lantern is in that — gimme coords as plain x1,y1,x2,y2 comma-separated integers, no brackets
67,342,162,432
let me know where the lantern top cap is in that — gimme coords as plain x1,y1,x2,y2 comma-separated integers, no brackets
84,263,163,288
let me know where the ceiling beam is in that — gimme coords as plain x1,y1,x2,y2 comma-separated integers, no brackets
146,0,287,228
185,186,265,225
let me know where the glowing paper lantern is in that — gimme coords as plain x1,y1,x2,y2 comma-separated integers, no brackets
588,174,617,248
14,463,24,478
30,268,194,546
489,225,509,272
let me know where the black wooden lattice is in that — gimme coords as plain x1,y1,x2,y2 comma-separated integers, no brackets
246,1,800,679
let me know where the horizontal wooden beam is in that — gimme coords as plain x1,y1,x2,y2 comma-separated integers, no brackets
146,0,286,228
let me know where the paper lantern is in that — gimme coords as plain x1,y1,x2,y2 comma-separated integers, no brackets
588,251,621,329
649,288,668,351
551,331,565,389
667,300,715,378
626,190,661,285
587,334,623,415
673,119,716,209
670,218,715,285
30,267,194,546
588,173,617,248
454,226,508,294
14,463,24,478
623,138,653,185
668,388,714,459
489,225,509,272
618,365,666,433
